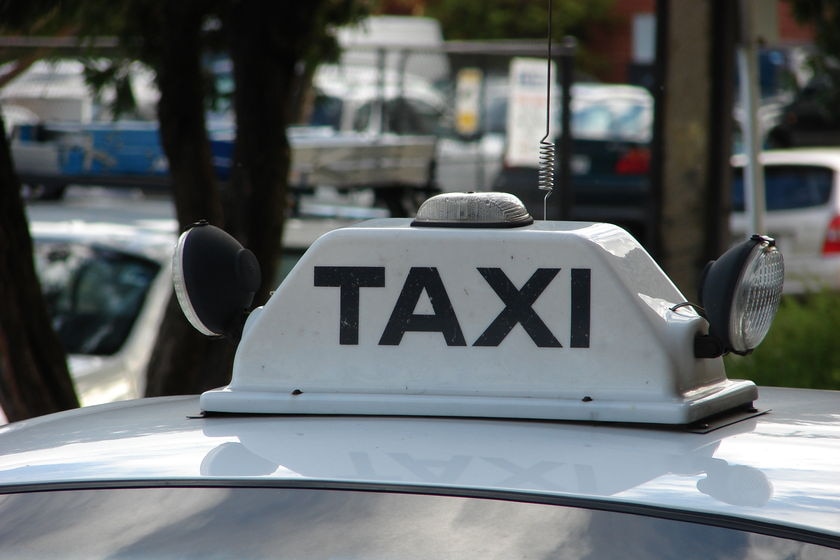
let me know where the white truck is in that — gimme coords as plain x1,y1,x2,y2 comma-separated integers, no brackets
6,17,451,214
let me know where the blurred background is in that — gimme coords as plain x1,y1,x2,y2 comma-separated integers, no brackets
0,0,837,423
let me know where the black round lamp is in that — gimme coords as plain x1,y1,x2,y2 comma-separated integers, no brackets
699,235,784,355
172,222,261,338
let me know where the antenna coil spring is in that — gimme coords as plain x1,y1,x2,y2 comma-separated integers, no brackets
538,139,555,193
538,0,555,220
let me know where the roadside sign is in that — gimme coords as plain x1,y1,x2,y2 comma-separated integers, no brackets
454,67,483,136
505,57,556,167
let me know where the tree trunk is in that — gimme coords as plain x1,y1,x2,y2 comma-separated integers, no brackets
652,0,716,298
0,115,79,422
146,0,342,396
144,294,237,397
225,1,327,304
143,2,236,396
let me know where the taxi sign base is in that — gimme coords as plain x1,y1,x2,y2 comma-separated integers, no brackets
200,379,757,425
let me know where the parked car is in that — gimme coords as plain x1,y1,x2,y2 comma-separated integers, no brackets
9,59,445,213
26,191,177,407
287,64,446,215
491,83,653,239
1,192,837,556
306,64,447,137
0,189,355,424
731,148,840,294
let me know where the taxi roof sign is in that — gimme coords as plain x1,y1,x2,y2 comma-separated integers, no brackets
196,200,763,425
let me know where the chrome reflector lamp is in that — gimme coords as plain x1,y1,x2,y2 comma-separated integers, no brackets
173,221,261,338
698,235,784,355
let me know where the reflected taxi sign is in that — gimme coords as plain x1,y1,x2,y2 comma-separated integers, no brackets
198,202,760,425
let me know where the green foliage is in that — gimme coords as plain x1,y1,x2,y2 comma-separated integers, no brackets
788,0,840,57
786,0,840,120
309,0,371,64
423,0,613,40
81,59,138,119
724,291,840,389
0,1,367,120
0,0,75,35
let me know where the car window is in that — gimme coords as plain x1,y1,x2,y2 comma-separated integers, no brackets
384,97,443,135
0,486,835,559
353,98,444,135
308,94,343,130
732,165,833,211
572,99,652,141
33,242,160,355
487,94,651,141
484,95,508,134
352,101,373,132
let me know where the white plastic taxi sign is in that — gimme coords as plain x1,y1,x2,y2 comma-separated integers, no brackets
201,217,756,424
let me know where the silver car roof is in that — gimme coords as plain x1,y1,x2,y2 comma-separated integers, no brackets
0,386,837,543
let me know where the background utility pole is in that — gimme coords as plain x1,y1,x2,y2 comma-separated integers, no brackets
652,0,736,298
738,0,779,237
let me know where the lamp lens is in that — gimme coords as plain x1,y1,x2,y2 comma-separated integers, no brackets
729,242,784,352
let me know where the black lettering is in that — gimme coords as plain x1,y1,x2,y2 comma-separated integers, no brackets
570,268,591,348
379,267,466,346
474,268,561,347
314,266,385,345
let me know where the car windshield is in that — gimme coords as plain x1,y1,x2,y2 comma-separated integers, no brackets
572,99,652,141
33,241,160,355
732,165,833,211
0,486,834,559
483,93,652,141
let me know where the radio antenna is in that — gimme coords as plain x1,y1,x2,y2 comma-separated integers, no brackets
538,0,555,220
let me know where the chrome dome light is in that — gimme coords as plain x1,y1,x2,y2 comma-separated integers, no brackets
412,192,533,228
699,235,784,354
173,222,261,338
